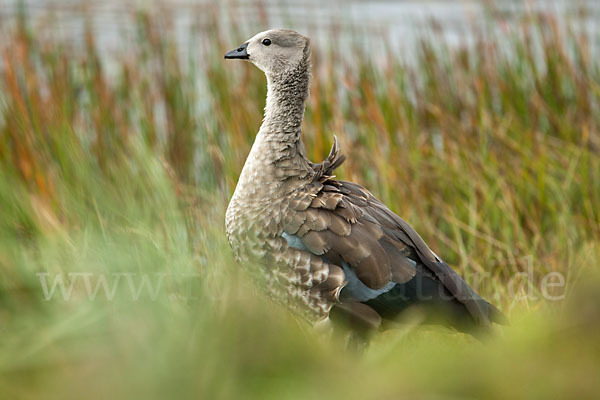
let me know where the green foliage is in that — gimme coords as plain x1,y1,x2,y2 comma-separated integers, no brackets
0,4,599,399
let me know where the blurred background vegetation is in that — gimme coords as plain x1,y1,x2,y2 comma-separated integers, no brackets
1,0,600,398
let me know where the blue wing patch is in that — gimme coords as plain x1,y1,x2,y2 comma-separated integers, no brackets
282,232,397,301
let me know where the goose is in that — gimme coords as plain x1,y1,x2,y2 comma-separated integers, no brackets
224,29,506,339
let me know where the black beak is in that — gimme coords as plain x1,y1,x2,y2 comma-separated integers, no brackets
224,42,249,60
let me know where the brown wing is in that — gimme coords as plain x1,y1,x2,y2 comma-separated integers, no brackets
285,137,492,326
283,179,418,290
286,137,415,289
333,180,492,326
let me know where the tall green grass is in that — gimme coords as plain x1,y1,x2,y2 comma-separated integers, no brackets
1,3,599,399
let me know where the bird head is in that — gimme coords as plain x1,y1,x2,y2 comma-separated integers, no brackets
224,29,310,76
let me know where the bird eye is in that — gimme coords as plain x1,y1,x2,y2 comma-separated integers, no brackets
262,38,271,46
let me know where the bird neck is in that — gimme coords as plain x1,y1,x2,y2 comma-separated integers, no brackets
236,55,313,188
260,56,310,147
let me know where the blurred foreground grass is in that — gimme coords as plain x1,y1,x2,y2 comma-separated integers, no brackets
1,3,600,399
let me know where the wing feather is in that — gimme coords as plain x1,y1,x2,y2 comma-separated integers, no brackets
278,138,500,327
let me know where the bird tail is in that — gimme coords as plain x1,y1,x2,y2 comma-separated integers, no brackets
487,301,509,325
